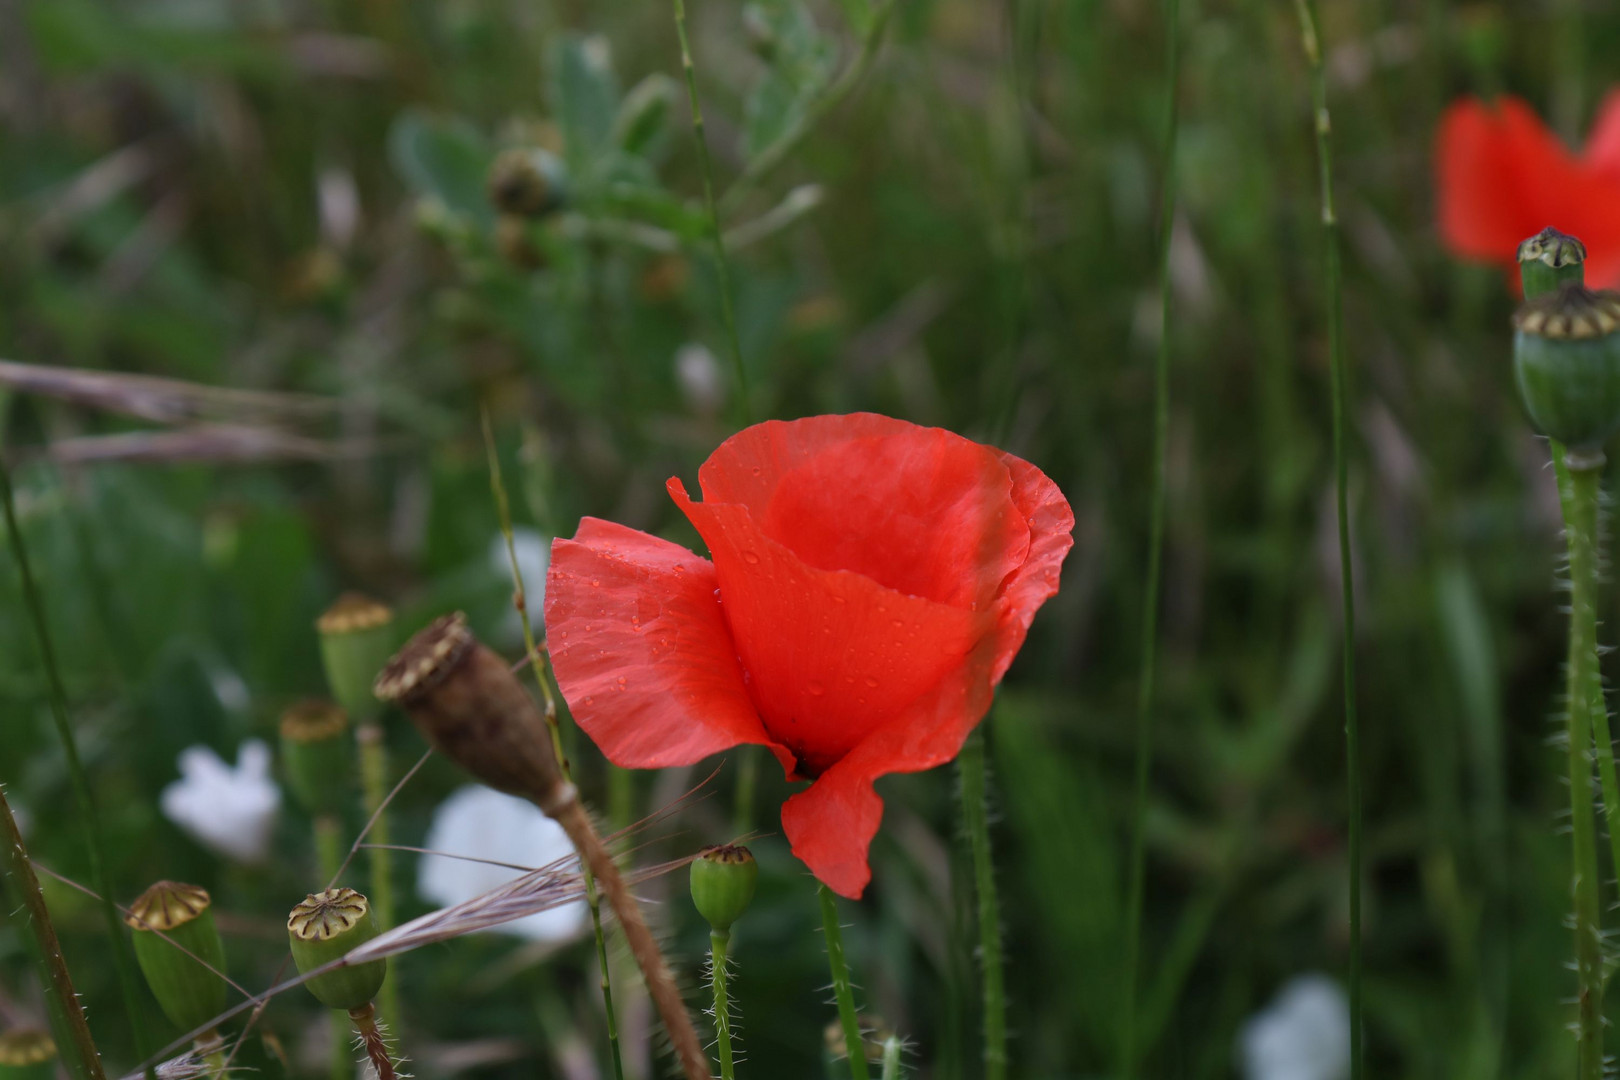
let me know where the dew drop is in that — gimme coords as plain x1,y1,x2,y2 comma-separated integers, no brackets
590,579,601,588
583,696,595,706
616,676,628,690
864,676,879,688
808,682,826,697
742,550,761,564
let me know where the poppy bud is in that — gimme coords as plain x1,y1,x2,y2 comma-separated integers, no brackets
689,845,758,934
0,1030,55,1080
126,881,228,1036
1518,227,1587,298
279,700,353,818
373,613,572,813
287,888,388,1012
486,148,567,217
317,594,395,722
1512,284,1620,452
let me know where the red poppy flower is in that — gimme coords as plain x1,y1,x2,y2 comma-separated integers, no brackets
1437,92,1620,288
543,414,1073,898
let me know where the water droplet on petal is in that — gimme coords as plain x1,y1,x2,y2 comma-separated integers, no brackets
864,676,879,688
808,682,826,697
742,550,761,564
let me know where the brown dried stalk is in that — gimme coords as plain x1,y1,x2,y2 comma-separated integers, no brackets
374,614,710,1080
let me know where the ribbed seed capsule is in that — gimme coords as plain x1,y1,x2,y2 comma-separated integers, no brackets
288,888,388,1012
317,594,395,721
279,700,353,817
0,1030,56,1080
690,845,759,933
1517,227,1587,299
487,148,567,217
126,881,228,1036
1512,284,1620,451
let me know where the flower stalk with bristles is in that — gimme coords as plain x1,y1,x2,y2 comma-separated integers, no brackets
373,613,709,1080
1511,283,1620,1080
691,845,758,1080
315,594,399,1037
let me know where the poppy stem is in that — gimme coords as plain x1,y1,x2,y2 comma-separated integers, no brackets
957,728,1005,1080
1290,2,1361,1076
354,720,401,1039
482,412,627,1080
0,781,105,1080
1119,0,1179,1069
0,453,156,1080
817,883,871,1080
1561,457,1607,1080
879,1034,904,1080
313,814,353,1080
670,0,752,426
709,929,737,1080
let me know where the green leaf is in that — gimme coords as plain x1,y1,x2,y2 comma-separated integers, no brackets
613,73,679,159
388,111,495,227
548,33,623,171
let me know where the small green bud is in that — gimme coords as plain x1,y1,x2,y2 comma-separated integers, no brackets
126,881,228,1035
1512,284,1620,451
487,148,567,217
0,1030,56,1080
288,888,387,1012
1518,227,1587,299
689,845,758,933
279,700,353,818
317,594,395,722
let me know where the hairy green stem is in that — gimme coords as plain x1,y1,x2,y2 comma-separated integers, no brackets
356,720,401,1037
879,1035,903,1080
0,455,155,1079
1564,460,1606,1080
482,414,625,1080
818,883,871,1080
1291,2,1361,1075
958,728,1006,1080
1119,0,1179,1071
0,783,105,1080
710,929,736,1080
670,0,752,426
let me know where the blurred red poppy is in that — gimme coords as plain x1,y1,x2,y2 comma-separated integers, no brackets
544,414,1073,898
1437,91,1620,287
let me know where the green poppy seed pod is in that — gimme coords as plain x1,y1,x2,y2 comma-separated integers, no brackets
487,148,567,218
317,594,395,722
690,845,758,933
0,1030,56,1080
125,881,228,1035
1518,227,1587,298
373,613,573,813
287,888,388,1012
1512,284,1620,452
279,700,353,817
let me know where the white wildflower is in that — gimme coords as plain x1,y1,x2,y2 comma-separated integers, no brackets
1239,974,1351,1080
160,740,281,863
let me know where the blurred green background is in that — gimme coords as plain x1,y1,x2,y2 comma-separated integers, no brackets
0,0,1612,1076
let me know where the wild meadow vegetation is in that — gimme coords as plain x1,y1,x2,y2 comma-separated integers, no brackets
3,0,1620,1078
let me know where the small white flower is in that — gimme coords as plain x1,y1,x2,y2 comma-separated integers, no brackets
488,528,550,602
1239,975,1351,1080
417,784,588,942
160,740,281,863
675,342,726,414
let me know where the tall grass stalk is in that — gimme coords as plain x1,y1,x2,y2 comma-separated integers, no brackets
1563,459,1606,1080
669,0,751,427
957,727,1005,1080
482,414,625,1080
1289,2,1361,1074
819,882,872,1080
1118,0,1180,1071
0,783,105,1080
0,455,156,1080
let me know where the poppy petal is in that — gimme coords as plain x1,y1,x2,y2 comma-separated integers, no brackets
544,519,793,771
694,414,1029,610
1584,87,1620,180
669,478,993,775
1437,97,1560,261
989,452,1076,681
781,632,1004,898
